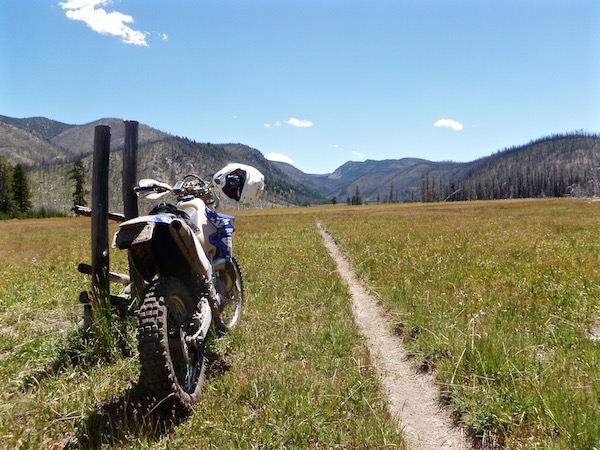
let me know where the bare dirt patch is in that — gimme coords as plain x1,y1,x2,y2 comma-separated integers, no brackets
318,223,472,450
591,319,600,341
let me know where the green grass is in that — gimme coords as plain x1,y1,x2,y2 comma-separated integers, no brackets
0,214,402,449
318,199,600,449
1,199,598,449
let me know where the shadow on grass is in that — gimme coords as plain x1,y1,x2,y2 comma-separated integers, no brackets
72,383,187,449
13,312,231,448
70,349,230,449
14,315,137,395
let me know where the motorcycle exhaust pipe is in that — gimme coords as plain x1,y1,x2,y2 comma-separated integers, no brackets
168,218,211,276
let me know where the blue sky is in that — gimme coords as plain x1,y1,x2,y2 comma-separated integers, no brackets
1,1,599,174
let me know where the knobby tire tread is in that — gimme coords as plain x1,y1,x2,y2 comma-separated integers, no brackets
137,278,205,410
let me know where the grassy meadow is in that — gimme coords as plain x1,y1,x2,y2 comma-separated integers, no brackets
0,199,598,449
319,199,600,449
0,214,402,449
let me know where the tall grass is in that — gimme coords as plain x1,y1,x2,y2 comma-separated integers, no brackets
2,199,597,449
178,212,403,448
318,199,600,448
0,213,403,448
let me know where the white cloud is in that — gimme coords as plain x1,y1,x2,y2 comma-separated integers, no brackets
59,0,149,46
287,117,313,128
434,118,463,131
264,123,271,128
352,151,365,159
265,153,294,165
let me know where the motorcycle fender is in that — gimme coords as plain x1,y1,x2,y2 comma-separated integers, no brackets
112,215,172,249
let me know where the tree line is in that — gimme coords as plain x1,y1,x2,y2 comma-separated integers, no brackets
335,183,407,205
421,133,600,202
341,132,600,204
0,157,33,218
0,157,87,219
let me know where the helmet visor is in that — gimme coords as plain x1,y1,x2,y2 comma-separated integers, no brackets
221,168,247,202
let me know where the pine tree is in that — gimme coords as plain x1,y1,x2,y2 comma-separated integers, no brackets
12,164,32,214
0,158,14,214
351,185,362,205
69,159,89,207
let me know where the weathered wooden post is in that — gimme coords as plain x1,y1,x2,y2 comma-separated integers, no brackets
90,125,111,314
123,120,139,219
123,120,144,298
78,122,142,327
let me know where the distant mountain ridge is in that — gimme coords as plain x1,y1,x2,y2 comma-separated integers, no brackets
0,116,326,212
1,114,598,211
0,115,74,140
274,132,600,203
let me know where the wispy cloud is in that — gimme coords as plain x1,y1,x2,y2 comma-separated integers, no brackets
287,117,313,128
265,153,294,165
352,150,365,159
59,0,149,46
434,118,463,131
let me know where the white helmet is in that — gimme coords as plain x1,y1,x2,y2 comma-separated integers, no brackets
213,163,265,204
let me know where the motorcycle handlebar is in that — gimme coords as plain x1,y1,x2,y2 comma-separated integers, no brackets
133,177,217,205
134,186,153,192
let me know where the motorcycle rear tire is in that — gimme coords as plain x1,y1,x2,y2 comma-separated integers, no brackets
137,276,206,410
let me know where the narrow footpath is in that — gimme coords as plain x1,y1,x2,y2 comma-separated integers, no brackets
317,223,472,450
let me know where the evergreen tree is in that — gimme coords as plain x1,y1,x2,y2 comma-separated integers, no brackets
12,164,32,214
0,158,14,214
69,158,89,207
351,185,362,205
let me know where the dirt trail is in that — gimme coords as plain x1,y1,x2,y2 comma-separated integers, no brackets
318,223,472,450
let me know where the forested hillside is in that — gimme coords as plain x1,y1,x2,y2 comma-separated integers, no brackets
1,114,598,212
277,132,600,204
421,132,600,202
0,117,325,213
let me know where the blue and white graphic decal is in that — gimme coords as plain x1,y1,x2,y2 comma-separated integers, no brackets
205,208,235,258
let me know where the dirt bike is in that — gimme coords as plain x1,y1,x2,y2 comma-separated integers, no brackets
112,163,264,409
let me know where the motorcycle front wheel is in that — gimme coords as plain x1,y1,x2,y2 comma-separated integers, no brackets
137,276,207,409
213,256,244,334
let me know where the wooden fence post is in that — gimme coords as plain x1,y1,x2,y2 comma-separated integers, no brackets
123,120,139,219
91,125,111,310
123,120,144,298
